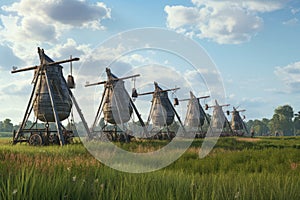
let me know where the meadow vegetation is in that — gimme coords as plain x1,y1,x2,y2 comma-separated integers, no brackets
0,136,299,199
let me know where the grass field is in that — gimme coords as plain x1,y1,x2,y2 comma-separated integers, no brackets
0,135,300,199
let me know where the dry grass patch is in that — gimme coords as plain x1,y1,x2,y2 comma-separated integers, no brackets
236,137,261,142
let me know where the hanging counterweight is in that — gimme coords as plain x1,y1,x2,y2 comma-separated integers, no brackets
33,54,72,122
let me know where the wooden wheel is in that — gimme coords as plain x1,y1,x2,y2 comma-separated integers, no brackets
29,133,43,146
48,134,59,145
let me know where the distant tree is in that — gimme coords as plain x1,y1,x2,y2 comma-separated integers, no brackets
2,118,13,132
0,121,3,131
251,119,269,136
294,111,300,135
261,118,270,135
13,124,20,131
269,105,294,136
269,114,282,135
246,120,254,133
275,105,294,119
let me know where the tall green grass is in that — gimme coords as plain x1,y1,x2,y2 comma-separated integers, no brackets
1,168,299,200
0,137,300,199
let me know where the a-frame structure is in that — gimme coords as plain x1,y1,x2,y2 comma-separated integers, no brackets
230,107,249,136
179,91,210,138
206,100,233,136
138,82,185,139
12,47,91,146
85,68,146,142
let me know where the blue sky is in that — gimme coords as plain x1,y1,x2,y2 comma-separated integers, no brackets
0,0,300,124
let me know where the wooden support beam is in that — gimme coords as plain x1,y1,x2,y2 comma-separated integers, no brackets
44,71,65,146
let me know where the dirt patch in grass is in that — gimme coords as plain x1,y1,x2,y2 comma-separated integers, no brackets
236,137,261,142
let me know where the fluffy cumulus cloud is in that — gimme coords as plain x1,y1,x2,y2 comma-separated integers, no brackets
274,62,300,93
0,0,110,61
47,38,91,60
1,0,110,29
165,0,287,44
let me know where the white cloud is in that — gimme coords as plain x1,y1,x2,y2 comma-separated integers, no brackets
0,0,110,62
45,38,93,81
0,70,33,123
78,44,130,78
274,61,300,93
47,1,110,29
165,0,287,44
1,83,31,96
0,0,111,123
47,38,91,59
0,15,44,62
283,18,299,26
191,0,287,13
2,0,110,29
240,97,267,106
23,17,58,41
227,93,236,100
183,68,225,103
117,53,154,68
165,5,200,30
291,8,300,15
0,44,22,70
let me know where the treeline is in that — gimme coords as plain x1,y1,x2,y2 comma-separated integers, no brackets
0,119,15,132
246,105,300,136
0,119,87,136
1,104,300,137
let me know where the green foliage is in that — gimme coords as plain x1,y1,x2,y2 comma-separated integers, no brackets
0,119,13,132
270,105,294,136
246,105,300,136
0,137,300,199
294,111,300,136
250,119,270,136
275,105,294,118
